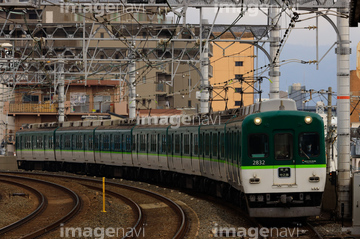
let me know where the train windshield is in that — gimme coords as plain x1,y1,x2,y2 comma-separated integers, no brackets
274,133,293,160
299,132,320,158
248,134,268,158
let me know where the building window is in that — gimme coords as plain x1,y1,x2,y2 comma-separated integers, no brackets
235,61,243,66
100,33,104,38
142,76,146,84
23,94,39,103
235,88,242,93
188,100,191,108
235,74,243,80
29,11,37,19
235,101,242,106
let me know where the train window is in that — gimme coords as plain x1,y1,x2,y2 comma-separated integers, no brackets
167,134,172,154
127,135,132,151
36,135,43,149
94,135,99,151
114,135,121,151
25,136,31,149
48,135,53,149
205,133,210,157
184,134,190,155
199,134,203,155
220,133,224,158
299,132,320,157
140,134,146,152
150,134,157,153
44,135,47,149
72,135,76,149
248,134,268,158
194,134,198,155
227,132,232,160
76,135,83,150
88,135,93,150
64,135,71,149
175,134,180,154
274,133,293,160
55,135,60,149
161,135,166,153
103,134,110,151
213,133,218,158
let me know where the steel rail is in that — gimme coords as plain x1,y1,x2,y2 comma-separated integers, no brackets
0,174,82,239
0,178,46,236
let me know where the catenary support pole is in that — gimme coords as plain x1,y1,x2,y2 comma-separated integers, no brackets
200,41,209,114
336,3,351,218
58,60,65,123
128,44,136,119
269,5,280,99
326,86,332,174
200,8,209,114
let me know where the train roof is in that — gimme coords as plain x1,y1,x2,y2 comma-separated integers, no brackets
18,99,297,132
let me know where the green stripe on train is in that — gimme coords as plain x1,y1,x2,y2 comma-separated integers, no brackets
241,164,326,170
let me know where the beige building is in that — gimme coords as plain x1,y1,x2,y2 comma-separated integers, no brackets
210,32,255,112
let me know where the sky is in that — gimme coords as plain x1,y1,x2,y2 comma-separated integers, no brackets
181,7,360,103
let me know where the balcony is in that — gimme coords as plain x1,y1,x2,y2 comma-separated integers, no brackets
10,103,58,113
156,83,167,94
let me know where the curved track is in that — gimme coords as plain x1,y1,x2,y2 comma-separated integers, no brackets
3,172,188,239
0,179,46,236
0,174,81,239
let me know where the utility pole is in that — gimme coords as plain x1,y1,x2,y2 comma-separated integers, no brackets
128,43,136,119
269,5,280,99
4,121,7,156
200,8,209,114
336,3,351,218
200,41,209,114
58,60,65,123
326,86,332,174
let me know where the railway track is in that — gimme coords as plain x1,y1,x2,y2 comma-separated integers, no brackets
0,174,81,239
254,217,325,239
2,171,189,239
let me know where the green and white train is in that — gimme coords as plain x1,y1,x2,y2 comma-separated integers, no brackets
16,99,326,218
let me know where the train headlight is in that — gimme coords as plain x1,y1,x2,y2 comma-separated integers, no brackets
304,116,312,124
254,117,262,125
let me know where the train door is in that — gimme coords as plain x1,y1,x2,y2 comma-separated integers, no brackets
236,131,242,185
166,134,173,170
225,131,233,183
273,131,296,185
192,133,200,173
113,134,121,164
94,133,101,163
199,133,204,174
232,131,238,183
85,134,94,163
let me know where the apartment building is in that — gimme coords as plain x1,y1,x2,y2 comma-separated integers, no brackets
210,32,255,112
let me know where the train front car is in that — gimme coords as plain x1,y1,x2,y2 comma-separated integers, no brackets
241,111,326,218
